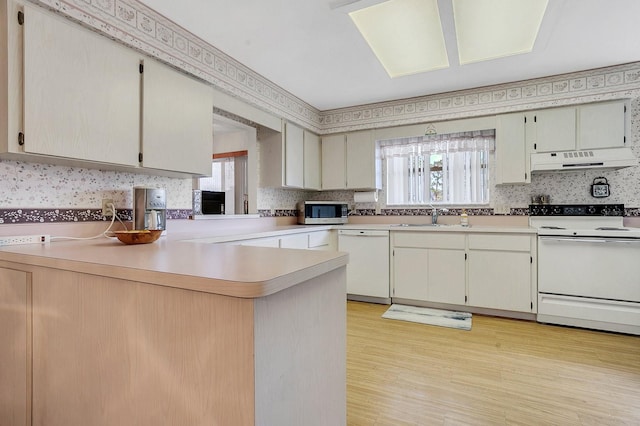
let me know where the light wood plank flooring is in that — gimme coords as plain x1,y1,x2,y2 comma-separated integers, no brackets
347,301,640,426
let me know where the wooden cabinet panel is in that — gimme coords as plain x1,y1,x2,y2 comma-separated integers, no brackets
23,3,140,166
31,269,254,426
141,58,213,176
0,267,30,426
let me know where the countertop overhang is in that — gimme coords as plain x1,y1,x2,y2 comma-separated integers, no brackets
0,233,348,298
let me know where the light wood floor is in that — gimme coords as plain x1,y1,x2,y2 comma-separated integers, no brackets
347,301,640,426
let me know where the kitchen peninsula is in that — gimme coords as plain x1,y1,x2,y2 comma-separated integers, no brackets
0,234,348,426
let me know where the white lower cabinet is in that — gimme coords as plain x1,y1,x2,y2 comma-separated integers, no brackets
391,231,536,314
391,232,466,305
238,230,336,251
467,234,536,313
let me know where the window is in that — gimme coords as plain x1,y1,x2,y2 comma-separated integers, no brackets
381,130,494,205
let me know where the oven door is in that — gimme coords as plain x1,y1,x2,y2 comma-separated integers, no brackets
538,236,640,302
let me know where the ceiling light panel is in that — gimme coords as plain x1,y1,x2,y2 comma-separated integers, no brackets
453,0,548,65
350,0,449,78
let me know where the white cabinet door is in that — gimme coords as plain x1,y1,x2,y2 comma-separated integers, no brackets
468,251,532,312
578,101,626,149
532,107,576,152
427,249,466,305
279,233,308,249
303,130,321,190
141,58,213,176
321,134,346,190
392,247,428,300
284,122,304,188
23,3,139,166
495,112,529,184
467,234,534,313
308,230,336,251
346,130,378,189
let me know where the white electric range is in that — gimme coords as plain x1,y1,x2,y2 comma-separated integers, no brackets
530,204,640,335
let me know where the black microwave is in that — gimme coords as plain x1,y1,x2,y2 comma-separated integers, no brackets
297,201,348,225
193,190,225,215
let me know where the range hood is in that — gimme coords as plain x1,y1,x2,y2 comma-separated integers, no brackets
531,147,637,172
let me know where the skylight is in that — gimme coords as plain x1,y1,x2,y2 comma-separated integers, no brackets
453,0,549,65
349,0,548,78
349,0,448,78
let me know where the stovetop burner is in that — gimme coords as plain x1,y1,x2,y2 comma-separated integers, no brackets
529,204,640,238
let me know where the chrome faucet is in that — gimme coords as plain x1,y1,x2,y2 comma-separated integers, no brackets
430,206,449,224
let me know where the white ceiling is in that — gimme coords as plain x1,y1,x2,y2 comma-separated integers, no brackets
138,0,640,111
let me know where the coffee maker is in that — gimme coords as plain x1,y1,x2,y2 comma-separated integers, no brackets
133,187,167,231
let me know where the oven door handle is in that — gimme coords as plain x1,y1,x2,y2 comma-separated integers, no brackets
539,236,640,244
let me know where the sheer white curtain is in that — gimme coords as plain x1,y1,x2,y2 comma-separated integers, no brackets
381,130,494,205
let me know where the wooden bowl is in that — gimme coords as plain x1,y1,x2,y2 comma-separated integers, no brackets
113,230,162,245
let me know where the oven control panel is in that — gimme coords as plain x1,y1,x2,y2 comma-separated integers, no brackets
529,204,624,216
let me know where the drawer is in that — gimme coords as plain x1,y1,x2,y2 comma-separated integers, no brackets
468,234,531,252
392,231,465,249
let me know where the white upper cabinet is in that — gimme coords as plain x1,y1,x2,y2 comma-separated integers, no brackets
1,0,214,177
22,2,140,166
321,134,347,190
284,122,304,187
141,58,213,176
260,121,306,188
303,130,321,190
531,107,576,153
494,112,530,185
578,100,626,149
321,130,380,190
346,130,380,190
529,100,627,153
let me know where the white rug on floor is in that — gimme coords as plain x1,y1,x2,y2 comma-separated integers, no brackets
382,304,472,331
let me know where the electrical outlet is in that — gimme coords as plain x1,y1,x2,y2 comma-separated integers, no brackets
0,235,50,246
102,199,114,217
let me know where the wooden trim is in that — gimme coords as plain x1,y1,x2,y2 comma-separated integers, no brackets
213,150,248,159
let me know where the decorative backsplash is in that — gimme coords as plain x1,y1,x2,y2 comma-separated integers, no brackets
0,1,639,224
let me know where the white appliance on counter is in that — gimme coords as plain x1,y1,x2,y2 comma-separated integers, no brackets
530,204,640,335
338,229,390,303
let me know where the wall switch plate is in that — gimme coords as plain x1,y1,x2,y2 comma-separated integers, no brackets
102,199,114,217
0,235,50,246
